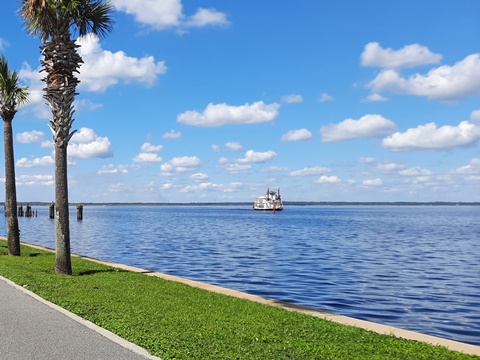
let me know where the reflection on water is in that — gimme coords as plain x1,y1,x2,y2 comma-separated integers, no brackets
4,205,480,346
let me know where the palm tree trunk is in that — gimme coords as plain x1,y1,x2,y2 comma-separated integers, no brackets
55,144,72,274
40,24,78,276
3,117,20,256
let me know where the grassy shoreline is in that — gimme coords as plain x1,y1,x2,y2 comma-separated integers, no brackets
0,240,478,359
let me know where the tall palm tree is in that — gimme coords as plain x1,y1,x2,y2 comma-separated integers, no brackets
21,0,114,274
0,55,29,256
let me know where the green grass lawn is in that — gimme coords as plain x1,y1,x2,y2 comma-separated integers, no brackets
0,240,478,360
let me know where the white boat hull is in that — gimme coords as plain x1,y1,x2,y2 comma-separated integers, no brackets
253,203,283,211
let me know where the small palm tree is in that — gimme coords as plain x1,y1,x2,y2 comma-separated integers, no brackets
21,0,114,274
0,55,29,256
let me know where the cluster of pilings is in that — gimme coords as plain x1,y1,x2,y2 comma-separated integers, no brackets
18,204,37,217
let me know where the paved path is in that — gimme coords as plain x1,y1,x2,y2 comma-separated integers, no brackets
0,276,161,360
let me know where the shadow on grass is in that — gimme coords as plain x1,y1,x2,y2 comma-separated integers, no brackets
28,253,42,257
77,268,129,276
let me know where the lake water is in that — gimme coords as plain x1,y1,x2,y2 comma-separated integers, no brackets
3,205,480,346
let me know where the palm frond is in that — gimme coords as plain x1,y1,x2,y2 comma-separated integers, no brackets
21,0,114,40
20,0,55,40
20,0,114,40
0,55,29,115
71,0,115,39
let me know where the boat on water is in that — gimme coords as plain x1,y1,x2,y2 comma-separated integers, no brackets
253,188,283,211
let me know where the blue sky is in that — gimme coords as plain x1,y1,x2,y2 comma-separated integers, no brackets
1,0,480,203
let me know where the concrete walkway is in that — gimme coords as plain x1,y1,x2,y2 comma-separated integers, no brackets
0,276,160,360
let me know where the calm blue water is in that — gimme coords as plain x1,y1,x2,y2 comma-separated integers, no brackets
3,205,480,346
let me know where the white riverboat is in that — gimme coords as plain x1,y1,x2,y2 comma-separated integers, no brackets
253,188,283,211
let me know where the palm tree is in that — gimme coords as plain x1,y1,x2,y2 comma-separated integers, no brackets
0,55,29,256
21,0,114,274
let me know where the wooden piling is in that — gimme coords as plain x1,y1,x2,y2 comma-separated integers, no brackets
49,202,55,219
25,204,32,217
76,204,83,221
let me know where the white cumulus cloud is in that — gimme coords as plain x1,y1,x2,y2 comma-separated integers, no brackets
18,38,166,116
16,156,54,168
113,0,229,30
281,128,312,142
238,150,277,163
190,173,209,181
452,158,480,174
69,128,113,159
77,35,167,92
113,0,182,29
17,174,53,187
186,8,230,27
71,127,97,143
133,153,163,163
16,130,44,143
98,164,129,174
321,114,396,142
225,142,243,151
140,142,163,153
361,42,442,69
177,101,280,127
315,175,341,184
363,93,388,102
161,156,202,173
290,166,331,176
367,54,480,101
382,121,480,151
